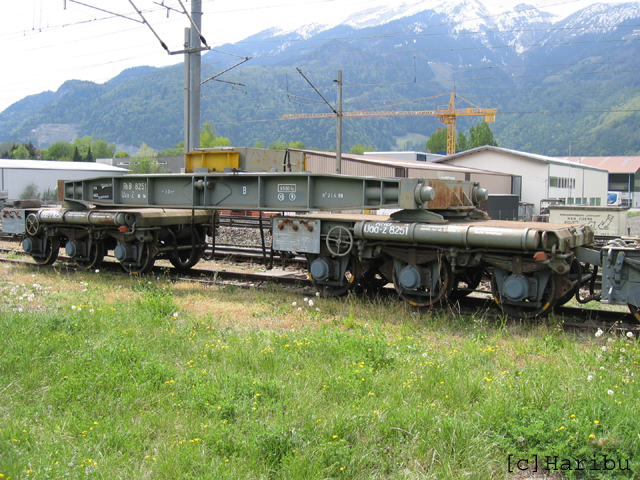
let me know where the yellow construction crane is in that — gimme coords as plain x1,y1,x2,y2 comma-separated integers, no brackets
282,92,497,155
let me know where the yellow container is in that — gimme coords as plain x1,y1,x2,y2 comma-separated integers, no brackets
185,150,240,173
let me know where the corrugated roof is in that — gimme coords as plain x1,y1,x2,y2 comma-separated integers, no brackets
557,156,640,173
432,146,608,173
0,159,128,172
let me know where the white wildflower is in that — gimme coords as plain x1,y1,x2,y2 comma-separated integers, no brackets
601,346,607,352
308,300,314,307
607,390,614,395
315,292,320,297
292,302,297,307
627,331,634,338
595,328,604,338
587,375,594,381
316,308,320,312
297,307,302,311
71,305,76,310
607,338,614,343
94,269,100,273
304,298,309,302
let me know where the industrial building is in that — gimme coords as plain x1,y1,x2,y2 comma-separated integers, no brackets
559,156,640,207
0,159,127,202
431,146,608,214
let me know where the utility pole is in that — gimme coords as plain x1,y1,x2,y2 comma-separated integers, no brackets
185,0,202,153
336,70,343,174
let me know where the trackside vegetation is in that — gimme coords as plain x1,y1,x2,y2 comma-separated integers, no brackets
0,264,639,479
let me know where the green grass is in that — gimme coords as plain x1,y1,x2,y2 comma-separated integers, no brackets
0,265,639,479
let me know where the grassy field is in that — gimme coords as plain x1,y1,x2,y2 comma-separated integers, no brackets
0,263,639,479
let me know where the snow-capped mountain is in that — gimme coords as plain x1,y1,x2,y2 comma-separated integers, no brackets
2,0,640,156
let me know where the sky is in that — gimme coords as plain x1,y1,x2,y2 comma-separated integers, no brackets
0,0,618,113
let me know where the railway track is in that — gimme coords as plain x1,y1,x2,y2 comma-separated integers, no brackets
2,245,639,332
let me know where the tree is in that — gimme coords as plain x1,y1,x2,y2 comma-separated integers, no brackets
200,121,231,148
9,145,30,159
129,143,168,174
85,147,94,162
349,143,374,155
253,141,265,149
426,123,498,154
44,141,74,161
91,139,116,158
469,122,498,148
268,141,288,150
157,142,184,156
19,182,39,199
115,150,130,158
24,142,38,159
73,146,82,162
457,132,469,151
425,129,448,153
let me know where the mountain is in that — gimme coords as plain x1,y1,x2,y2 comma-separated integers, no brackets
1,0,640,156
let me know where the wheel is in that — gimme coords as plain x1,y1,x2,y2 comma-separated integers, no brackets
491,270,559,319
325,226,353,257
449,267,484,301
628,304,640,324
169,243,202,271
31,236,60,266
358,268,388,295
25,213,41,236
121,243,155,274
75,242,106,270
393,258,453,308
312,256,361,297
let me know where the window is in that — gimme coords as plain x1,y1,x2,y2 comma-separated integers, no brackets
549,176,575,189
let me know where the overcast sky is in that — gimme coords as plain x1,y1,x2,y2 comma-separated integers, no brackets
0,0,611,113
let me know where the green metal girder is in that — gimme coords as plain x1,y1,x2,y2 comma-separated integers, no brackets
64,172,439,212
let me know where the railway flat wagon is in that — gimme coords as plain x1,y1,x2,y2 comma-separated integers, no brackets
5,147,640,320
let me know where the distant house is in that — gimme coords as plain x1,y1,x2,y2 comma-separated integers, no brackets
431,146,609,215
558,156,640,207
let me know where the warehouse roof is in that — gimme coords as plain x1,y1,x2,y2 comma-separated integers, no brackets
432,146,608,173
0,159,127,172
558,156,640,174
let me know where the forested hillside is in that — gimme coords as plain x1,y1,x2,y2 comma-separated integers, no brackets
1,2,640,156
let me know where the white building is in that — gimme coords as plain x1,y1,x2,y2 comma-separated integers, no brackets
432,146,609,214
0,159,127,201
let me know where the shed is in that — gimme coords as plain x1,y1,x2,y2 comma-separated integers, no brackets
0,159,127,202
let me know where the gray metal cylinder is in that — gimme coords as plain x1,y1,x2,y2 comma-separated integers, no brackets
355,221,540,250
37,209,128,227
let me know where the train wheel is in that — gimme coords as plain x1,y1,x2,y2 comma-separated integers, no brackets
628,305,640,324
75,242,106,270
491,271,559,320
31,236,60,266
312,257,361,297
359,268,388,295
121,243,155,275
169,243,202,271
393,258,453,308
449,267,484,301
